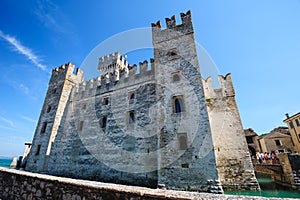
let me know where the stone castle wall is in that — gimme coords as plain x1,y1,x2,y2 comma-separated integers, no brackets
24,10,258,192
47,59,159,188
0,168,273,200
202,74,260,190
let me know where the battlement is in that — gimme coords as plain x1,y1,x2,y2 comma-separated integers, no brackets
202,73,235,99
98,52,129,79
152,10,193,44
151,10,192,29
50,62,84,84
74,58,155,98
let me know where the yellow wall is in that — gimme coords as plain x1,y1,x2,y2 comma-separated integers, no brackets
284,113,300,153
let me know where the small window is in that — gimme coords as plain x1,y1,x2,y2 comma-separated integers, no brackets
275,140,281,146
178,133,187,150
129,110,135,124
100,116,107,128
52,89,57,94
173,96,184,113
181,163,189,168
167,49,179,60
35,145,41,155
46,105,51,113
78,121,84,131
41,122,47,133
82,103,87,110
298,134,300,139
289,121,294,129
172,73,180,82
103,97,109,105
130,93,135,100
129,92,135,104
296,119,300,127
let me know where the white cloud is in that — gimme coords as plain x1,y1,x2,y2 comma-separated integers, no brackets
0,117,15,127
0,30,49,72
18,84,29,95
20,115,36,123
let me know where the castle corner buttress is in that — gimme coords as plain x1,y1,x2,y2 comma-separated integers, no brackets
25,11,260,193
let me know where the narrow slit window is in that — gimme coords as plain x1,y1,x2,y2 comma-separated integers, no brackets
35,145,41,155
78,121,84,131
100,116,107,128
41,122,47,133
46,105,51,113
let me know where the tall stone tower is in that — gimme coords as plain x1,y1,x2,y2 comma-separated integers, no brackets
202,74,260,190
26,63,83,172
152,11,222,192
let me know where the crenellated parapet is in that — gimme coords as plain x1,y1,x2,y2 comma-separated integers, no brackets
152,10,193,44
73,57,155,98
202,73,235,99
98,52,129,81
50,62,84,85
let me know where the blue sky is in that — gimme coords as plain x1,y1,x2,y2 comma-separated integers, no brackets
0,0,300,157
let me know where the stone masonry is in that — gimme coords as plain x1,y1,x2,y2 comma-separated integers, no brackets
25,10,259,192
202,74,260,190
0,168,282,200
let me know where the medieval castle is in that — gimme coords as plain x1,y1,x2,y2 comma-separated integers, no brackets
25,11,260,193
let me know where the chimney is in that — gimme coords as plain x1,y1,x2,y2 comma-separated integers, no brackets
285,113,289,119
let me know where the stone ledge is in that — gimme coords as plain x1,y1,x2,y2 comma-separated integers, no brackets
0,167,292,200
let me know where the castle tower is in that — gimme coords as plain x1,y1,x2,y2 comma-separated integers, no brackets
26,63,83,172
98,52,129,81
202,74,260,190
152,11,222,192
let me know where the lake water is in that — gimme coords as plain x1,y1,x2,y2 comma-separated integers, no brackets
225,172,300,198
0,158,12,168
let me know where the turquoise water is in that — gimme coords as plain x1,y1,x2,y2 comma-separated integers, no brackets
0,158,12,168
225,173,300,198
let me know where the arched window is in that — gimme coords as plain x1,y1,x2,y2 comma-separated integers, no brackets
129,92,135,104
174,98,182,113
129,110,135,124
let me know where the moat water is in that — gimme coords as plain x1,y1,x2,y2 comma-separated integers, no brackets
225,172,300,198
0,159,299,198
0,158,12,168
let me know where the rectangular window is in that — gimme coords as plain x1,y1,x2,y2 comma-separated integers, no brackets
296,119,300,127
103,97,109,105
46,105,51,113
78,121,84,131
177,133,187,150
289,121,294,129
41,122,47,133
35,145,41,155
275,140,281,146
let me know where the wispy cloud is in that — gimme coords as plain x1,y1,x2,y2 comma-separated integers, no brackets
18,84,29,95
0,116,15,127
20,115,36,123
0,30,49,72
35,0,76,38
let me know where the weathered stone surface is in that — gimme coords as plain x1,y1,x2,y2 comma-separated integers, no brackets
24,10,258,192
0,168,293,200
202,74,260,190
